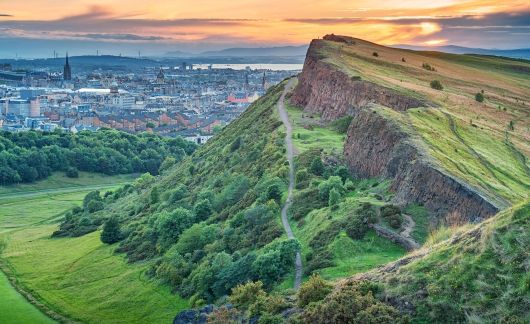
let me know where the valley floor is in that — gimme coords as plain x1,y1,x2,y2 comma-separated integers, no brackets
0,172,189,323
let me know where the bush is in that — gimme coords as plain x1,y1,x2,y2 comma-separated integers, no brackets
422,63,436,71
66,167,79,178
310,157,324,176
381,205,402,229
266,184,282,202
194,199,212,221
372,52,379,57
300,281,404,323
298,274,333,307
430,80,443,90
229,281,267,310
87,200,104,213
475,92,484,103
328,188,341,208
318,176,343,201
101,217,121,244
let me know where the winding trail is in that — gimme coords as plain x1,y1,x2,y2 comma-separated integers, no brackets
278,79,302,290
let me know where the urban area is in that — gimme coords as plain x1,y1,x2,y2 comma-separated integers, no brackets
0,56,299,144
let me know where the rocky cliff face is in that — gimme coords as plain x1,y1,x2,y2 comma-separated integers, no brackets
290,40,426,121
344,109,498,220
291,38,499,220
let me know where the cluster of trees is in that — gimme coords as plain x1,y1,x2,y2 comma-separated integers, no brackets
0,129,196,185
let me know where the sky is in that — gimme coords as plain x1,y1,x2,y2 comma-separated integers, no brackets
0,0,529,57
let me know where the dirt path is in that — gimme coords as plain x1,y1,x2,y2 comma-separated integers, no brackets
278,79,303,290
400,214,415,239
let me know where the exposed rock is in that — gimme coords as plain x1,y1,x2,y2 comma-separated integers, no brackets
291,38,499,221
173,305,216,324
290,40,427,121
369,224,420,251
344,109,498,220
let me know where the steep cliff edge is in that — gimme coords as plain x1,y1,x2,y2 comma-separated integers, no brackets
291,37,500,220
290,39,427,120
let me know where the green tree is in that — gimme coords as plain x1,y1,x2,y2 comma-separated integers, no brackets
266,184,282,202
66,166,79,178
87,200,104,213
475,92,485,103
310,157,324,176
100,217,121,244
194,199,212,221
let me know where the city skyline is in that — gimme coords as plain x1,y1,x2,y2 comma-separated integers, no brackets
0,1,529,58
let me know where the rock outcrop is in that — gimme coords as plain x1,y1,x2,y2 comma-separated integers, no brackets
344,109,498,220
290,37,499,220
290,39,426,121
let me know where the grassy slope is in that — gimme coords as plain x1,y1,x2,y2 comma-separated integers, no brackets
0,172,188,323
317,39,530,206
284,100,408,283
360,200,530,322
0,271,55,324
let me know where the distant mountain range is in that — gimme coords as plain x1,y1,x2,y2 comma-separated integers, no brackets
164,45,309,58
395,44,530,60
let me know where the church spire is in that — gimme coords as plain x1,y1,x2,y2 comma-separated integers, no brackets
63,52,72,81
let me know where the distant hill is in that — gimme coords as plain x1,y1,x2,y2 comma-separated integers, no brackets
395,44,530,60
165,45,308,58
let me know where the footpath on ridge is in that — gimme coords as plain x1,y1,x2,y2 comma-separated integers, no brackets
277,79,303,290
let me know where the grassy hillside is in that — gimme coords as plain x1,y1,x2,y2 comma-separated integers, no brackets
316,38,530,206
55,80,420,312
0,173,188,323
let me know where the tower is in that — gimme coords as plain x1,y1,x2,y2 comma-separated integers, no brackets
262,71,266,90
244,72,249,92
63,53,72,81
156,67,165,84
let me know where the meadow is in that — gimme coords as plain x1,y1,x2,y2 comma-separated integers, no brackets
0,172,189,323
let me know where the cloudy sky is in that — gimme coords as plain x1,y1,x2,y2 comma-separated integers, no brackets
0,0,529,57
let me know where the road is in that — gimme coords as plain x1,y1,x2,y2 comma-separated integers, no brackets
278,79,303,290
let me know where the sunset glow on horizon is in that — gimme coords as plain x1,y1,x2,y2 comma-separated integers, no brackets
1,0,529,56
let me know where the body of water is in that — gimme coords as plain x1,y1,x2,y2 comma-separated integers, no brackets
192,63,303,71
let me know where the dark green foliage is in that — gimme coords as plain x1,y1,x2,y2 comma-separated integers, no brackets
300,281,403,323
100,217,121,244
0,129,195,185
230,136,242,152
372,52,379,57
252,239,301,287
150,187,160,204
194,199,212,221
430,80,443,90
266,183,282,202
381,205,402,229
334,166,350,183
87,200,104,213
66,166,79,178
155,208,195,251
310,157,324,176
475,92,485,102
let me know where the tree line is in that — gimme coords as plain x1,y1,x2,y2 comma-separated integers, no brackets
0,129,196,185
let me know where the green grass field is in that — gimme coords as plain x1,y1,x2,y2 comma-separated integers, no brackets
0,172,189,323
0,270,55,324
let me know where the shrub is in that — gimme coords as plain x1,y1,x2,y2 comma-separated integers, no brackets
372,52,379,57
381,204,402,229
298,274,333,307
422,62,436,71
328,188,341,209
318,176,343,201
66,166,79,178
87,200,104,213
194,199,212,221
310,157,324,176
229,281,267,310
100,217,121,244
266,183,282,202
330,116,353,134
430,80,443,90
300,281,404,323
475,92,484,103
